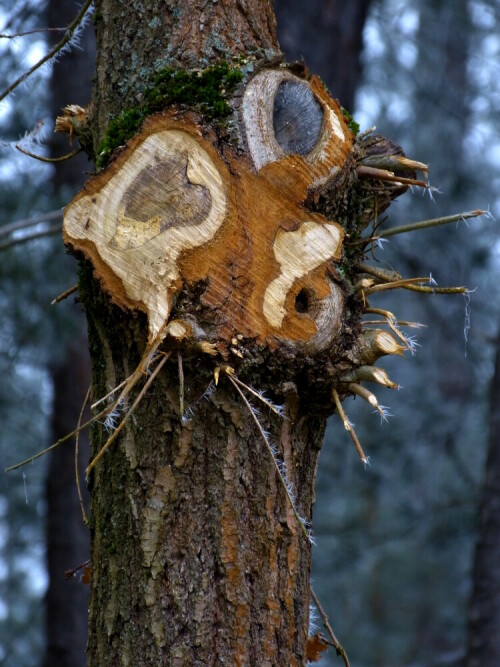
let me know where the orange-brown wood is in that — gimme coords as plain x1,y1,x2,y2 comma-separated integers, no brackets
63,71,354,349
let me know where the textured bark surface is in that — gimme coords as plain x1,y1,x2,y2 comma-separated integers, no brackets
84,1,323,665
92,0,280,142
79,2,415,665
84,287,324,664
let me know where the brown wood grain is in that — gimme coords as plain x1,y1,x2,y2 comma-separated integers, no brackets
64,71,354,350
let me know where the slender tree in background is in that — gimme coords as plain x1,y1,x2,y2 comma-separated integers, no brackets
465,327,500,667
275,0,373,111
42,1,94,664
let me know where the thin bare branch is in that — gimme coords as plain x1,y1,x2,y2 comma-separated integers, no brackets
75,386,91,524
363,276,430,295
332,389,369,464
378,209,486,238
51,284,78,305
357,165,428,188
1,210,61,238
64,559,91,580
86,353,170,476
0,27,67,39
310,586,350,667
0,222,61,250
228,375,312,544
0,0,93,104
404,284,467,295
357,264,401,283
230,374,286,418
16,144,81,163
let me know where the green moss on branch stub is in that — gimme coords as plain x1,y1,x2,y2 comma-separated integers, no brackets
96,62,243,169
341,107,360,136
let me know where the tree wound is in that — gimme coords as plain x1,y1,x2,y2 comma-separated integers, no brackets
122,153,211,225
114,153,211,250
273,80,323,155
63,127,227,341
263,220,343,329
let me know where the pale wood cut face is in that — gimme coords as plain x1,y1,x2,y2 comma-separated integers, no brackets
63,69,354,350
64,128,227,339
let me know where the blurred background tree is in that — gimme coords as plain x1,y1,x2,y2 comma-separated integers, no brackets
0,1,499,665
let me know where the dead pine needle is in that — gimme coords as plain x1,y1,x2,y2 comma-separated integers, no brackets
75,386,91,524
310,586,350,667
227,374,312,545
16,144,82,163
332,388,369,464
51,283,78,305
378,209,486,239
86,352,170,476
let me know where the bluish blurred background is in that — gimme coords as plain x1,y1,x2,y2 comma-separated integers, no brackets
1,1,499,665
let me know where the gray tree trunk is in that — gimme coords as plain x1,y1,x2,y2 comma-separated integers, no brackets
43,0,94,664
274,0,373,111
465,327,500,666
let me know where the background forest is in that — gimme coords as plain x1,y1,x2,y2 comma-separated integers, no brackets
0,1,499,666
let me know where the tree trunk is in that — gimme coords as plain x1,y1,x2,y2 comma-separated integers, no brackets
63,1,416,664
274,0,373,111
465,327,500,667
43,0,94,664
44,339,90,667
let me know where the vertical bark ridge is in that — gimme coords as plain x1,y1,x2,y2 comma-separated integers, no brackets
87,355,322,663
92,0,281,141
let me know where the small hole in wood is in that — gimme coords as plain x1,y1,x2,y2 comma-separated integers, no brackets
295,288,310,313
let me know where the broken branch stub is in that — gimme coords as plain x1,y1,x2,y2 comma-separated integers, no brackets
63,67,353,353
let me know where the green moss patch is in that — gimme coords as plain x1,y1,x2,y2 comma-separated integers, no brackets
341,106,360,136
97,62,243,169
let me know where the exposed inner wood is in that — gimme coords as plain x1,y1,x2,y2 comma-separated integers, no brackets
263,221,342,329
64,125,227,340
65,73,354,349
273,79,324,155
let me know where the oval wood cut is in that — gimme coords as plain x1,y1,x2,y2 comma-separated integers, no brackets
64,73,354,351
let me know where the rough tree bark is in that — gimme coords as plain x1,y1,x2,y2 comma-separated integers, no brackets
60,1,422,664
